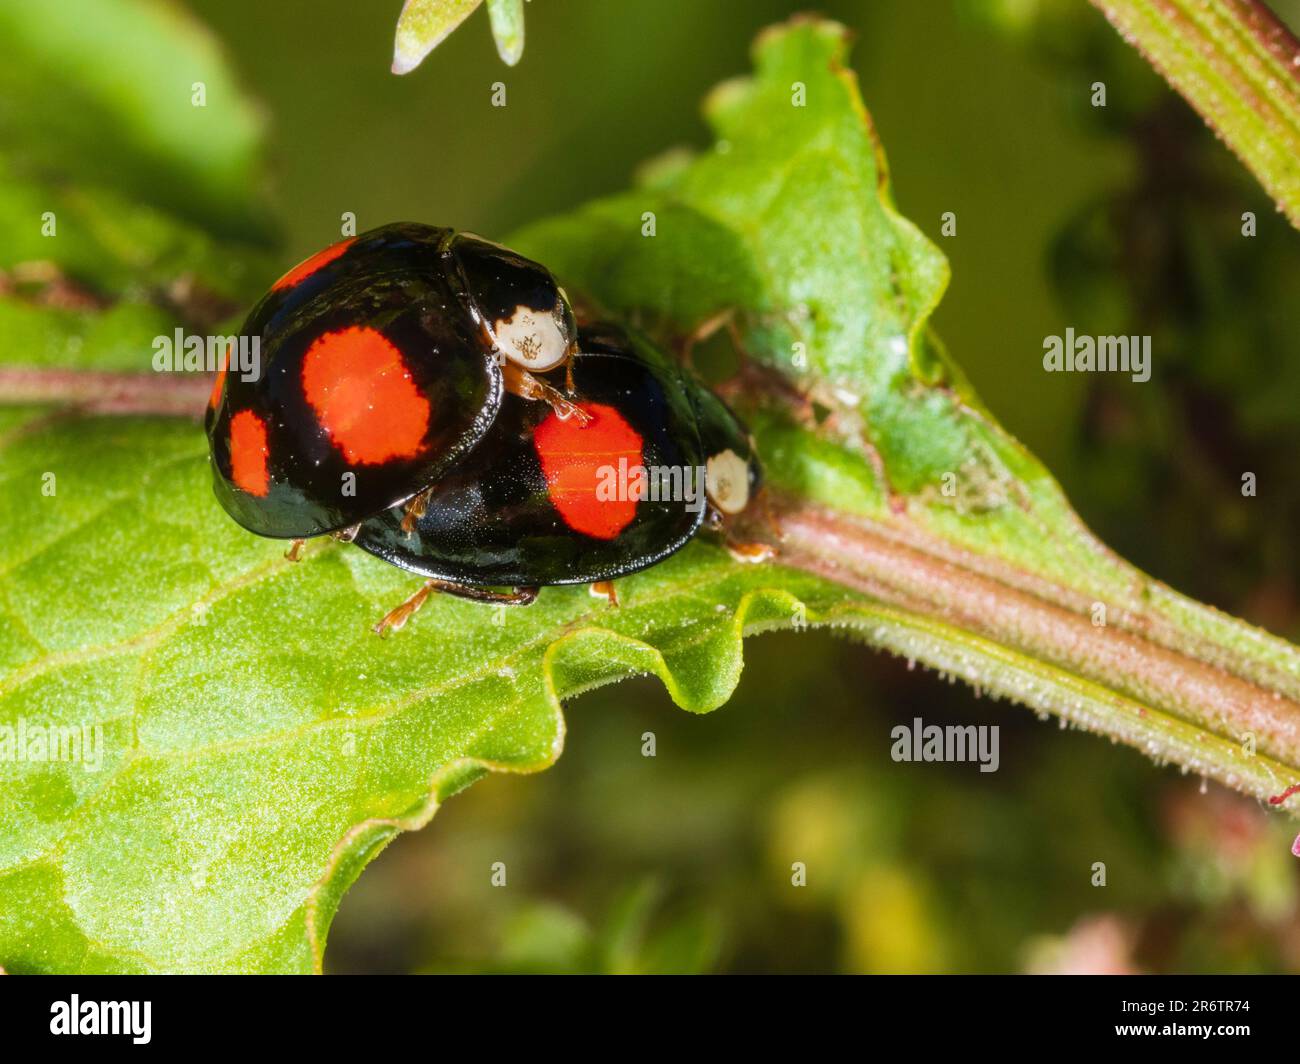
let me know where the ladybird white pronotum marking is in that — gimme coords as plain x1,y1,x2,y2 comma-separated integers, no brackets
705,448,750,515
490,303,571,371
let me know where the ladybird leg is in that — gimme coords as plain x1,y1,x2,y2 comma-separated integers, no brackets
432,582,539,607
284,538,306,562
373,579,438,635
589,580,619,607
373,580,538,635
501,362,591,424
400,487,433,535
332,523,361,543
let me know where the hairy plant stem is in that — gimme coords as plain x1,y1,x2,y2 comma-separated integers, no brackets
0,367,212,417
7,364,1299,812
773,499,1300,810
1090,0,1300,228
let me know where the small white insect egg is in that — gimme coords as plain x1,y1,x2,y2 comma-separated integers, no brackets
490,303,569,371
705,448,749,515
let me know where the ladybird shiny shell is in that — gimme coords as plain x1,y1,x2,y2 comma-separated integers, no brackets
205,223,766,631
352,325,714,588
206,222,579,538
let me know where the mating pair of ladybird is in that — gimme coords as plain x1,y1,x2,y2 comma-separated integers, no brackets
205,223,763,631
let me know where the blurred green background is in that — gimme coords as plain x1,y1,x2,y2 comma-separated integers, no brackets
179,0,1300,973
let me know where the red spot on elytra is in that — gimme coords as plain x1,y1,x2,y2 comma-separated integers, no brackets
1268,782,1300,806
208,342,230,410
533,402,642,540
271,237,355,291
230,410,270,496
301,326,430,465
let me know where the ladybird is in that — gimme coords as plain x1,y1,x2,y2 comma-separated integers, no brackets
206,223,581,538
348,322,763,629
206,225,765,631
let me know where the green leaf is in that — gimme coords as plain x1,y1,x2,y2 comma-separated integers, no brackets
3,11,1300,975
0,410,849,972
486,0,526,66
392,0,485,75
0,0,271,241
0,0,275,381
0,171,274,383
390,0,529,72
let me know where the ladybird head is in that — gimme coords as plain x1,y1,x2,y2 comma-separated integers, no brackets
688,382,762,518
452,233,577,372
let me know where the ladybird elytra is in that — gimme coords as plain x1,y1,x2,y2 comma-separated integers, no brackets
532,401,644,540
298,325,431,466
271,237,356,292
208,224,506,538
